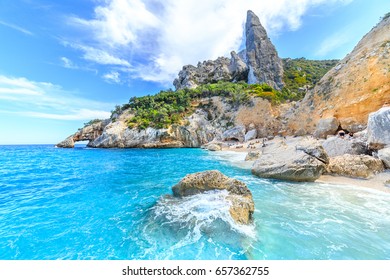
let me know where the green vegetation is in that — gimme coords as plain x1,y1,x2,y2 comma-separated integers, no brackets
122,80,308,129
109,58,338,130
123,82,250,129
283,58,338,100
84,119,102,126
382,12,390,21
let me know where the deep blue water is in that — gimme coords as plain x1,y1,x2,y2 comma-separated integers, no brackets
1,145,390,260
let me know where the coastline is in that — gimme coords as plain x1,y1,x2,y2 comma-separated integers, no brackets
214,138,390,194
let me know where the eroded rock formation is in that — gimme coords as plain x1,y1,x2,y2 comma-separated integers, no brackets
245,10,284,90
172,170,254,225
251,137,329,182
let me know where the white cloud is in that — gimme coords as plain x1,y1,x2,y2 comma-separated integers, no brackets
24,109,111,121
60,57,77,69
62,41,131,67
315,29,351,57
102,71,121,84
66,0,353,85
0,75,113,121
0,20,34,36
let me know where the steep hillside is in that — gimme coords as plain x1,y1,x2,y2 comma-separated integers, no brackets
287,15,390,134
282,58,339,100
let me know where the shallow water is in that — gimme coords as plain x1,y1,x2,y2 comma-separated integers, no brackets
0,145,389,259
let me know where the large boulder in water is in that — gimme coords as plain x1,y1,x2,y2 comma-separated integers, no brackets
327,154,384,178
251,137,329,182
172,170,254,224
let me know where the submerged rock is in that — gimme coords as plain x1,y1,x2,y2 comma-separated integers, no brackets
251,137,328,182
327,154,384,178
172,170,254,224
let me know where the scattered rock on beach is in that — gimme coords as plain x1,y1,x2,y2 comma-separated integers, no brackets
205,143,223,151
245,150,261,161
378,147,390,169
367,107,390,149
322,136,367,157
244,129,257,142
172,170,254,224
314,117,339,139
251,137,328,182
327,154,384,179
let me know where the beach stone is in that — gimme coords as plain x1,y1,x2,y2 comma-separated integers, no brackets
367,107,390,149
206,143,222,151
327,154,384,178
251,137,329,182
245,150,261,161
222,125,246,142
172,170,254,224
339,117,366,133
322,136,367,157
244,129,257,142
313,117,339,139
378,147,390,168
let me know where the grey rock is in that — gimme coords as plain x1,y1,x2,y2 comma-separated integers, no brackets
327,154,384,178
245,150,261,161
56,136,75,148
322,136,368,157
367,107,390,149
314,117,339,139
244,129,257,142
378,147,390,168
56,120,108,148
339,117,366,133
172,170,254,224
222,125,246,142
173,53,248,90
205,143,222,151
245,10,284,90
251,137,328,182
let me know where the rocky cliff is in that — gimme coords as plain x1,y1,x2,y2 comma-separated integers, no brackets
286,15,390,135
58,12,390,153
57,95,288,148
245,10,284,90
174,10,283,90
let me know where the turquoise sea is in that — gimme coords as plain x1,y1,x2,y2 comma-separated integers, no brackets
1,145,390,260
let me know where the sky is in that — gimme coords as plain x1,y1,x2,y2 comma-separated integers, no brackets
0,0,389,144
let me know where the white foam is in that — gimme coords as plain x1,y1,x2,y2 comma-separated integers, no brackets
205,151,253,170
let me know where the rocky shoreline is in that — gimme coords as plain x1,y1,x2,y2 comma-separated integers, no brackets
56,11,390,191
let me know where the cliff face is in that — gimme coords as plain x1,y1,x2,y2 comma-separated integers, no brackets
173,52,248,90
57,96,288,148
287,16,390,135
57,13,390,149
174,10,283,90
245,10,284,90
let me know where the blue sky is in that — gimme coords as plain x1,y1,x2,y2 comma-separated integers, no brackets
0,0,389,144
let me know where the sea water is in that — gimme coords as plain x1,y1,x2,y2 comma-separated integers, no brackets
0,145,390,260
